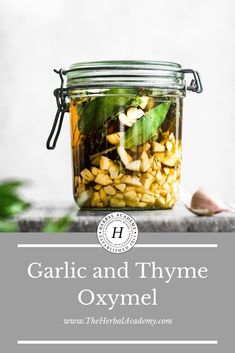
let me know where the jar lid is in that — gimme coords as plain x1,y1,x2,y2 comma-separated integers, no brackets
64,60,185,90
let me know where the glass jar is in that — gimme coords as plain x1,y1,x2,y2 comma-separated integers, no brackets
47,61,202,210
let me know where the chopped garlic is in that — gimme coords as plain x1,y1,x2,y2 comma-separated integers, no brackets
152,141,165,152
126,160,141,171
80,168,95,182
95,174,112,185
117,146,133,166
100,156,113,170
140,152,151,172
115,183,126,192
104,185,116,196
126,107,144,122
119,113,132,127
139,96,149,109
121,175,142,186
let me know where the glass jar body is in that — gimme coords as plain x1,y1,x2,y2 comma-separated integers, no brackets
69,87,183,210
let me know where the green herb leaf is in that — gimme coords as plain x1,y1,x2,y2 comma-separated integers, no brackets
0,180,25,195
122,102,171,148
43,215,72,232
78,88,138,134
78,96,130,134
0,220,18,232
0,180,30,219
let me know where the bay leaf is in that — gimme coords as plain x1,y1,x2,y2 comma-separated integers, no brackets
122,101,171,148
78,88,138,134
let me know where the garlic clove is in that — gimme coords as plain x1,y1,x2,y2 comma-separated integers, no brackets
185,188,235,216
126,160,141,171
99,156,113,170
140,151,151,172
190,188,225,215
126,107,144,122
119,113,132,127
166,141,173,152
139,96,149,110
106,132,123,145
117,146,133,166
152,141,165,152
187,207,215,216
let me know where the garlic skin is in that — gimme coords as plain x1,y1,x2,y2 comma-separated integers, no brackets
188,188,230,216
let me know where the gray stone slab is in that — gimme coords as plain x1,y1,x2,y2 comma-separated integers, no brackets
16,202,235,232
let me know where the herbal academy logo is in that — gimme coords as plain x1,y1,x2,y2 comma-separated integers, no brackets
97,212,138,253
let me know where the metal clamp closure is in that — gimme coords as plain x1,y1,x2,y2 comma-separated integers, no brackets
181,69,203,93
46,69,69,150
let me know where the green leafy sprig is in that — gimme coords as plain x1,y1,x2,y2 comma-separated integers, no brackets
0,180,31,232
0,180,74,233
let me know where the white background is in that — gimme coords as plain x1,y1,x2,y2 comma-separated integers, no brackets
0,0,234,204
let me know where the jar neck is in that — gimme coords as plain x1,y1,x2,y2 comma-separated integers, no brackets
67,87,186,99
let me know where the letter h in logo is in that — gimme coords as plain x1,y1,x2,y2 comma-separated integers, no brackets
112,227,124,238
